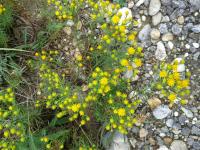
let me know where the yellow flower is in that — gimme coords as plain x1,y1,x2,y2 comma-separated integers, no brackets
100,77,108,85
159,70,167,78
128,34,135,41
134,58,142,67
127,47,135,55
111,15,120,24
120,59,129,66
173,72,180,80
117,108,126,117
181,79,189,88
167,78,175,87
71,103,81,112
81,120,86,125
168,93,176,102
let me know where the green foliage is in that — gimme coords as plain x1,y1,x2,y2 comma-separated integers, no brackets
113,0,127,6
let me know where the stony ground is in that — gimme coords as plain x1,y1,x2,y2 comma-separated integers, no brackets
105,0,200,150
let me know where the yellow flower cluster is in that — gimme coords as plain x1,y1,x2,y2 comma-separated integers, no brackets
0,4,6,15
47,0,84,21
87,68,140,134
35,50,90,126
156,60,191,104
0,88,25,150
41,136,64,150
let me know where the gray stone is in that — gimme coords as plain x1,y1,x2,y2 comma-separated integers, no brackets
155,41,167,61
159,24,168,34
153,105,171,119
191,24,200,33
138,24,151,41
170,140,188,150
181,107,194,118
187,137,194,145
189,0,200,10
192,141,200,150
103,132,130,150
161,0,172,5
162,32,174,41
193,52,200,61
172,24,182,35
149,0,161,16
172,0,186,9
135,0,145,7
157,145,169,150
166,119,174,128
191,126,200,136
182,127,191,136
152,12,162,26
150,29,161,40
179,115,187,125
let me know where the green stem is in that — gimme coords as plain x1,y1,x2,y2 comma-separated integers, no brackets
0,48,31,53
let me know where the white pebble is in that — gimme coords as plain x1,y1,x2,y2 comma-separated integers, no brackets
174,111,179,116
136,0,145,7
184,53,189,57
194,12,199,16
168,41,174,49
193,43,200,48
141,15,146,22
192,117,197,124
185,44,190,49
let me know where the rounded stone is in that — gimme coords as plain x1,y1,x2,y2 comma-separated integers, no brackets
177,16,184,25
170,140,188,150
162,32,174,41
150,29,161,40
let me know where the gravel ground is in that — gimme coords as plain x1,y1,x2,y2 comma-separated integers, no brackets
105,0,200,150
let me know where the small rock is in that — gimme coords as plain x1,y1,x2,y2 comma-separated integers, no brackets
148,97,161,109
157,145,169,150
152,12,162,26
189,0,200,10
174,111,179,117
182,127,191,136
191,24,200,33
166,119,174,127
170,140,188,150
179,115,187,125
103,132,130,150
138,24,151,41
153,105,171,119
191,126,200,136
167,41,174,49
150,29,161,40
159,24,168,34
162,32,174,41
141,15,147,22
155,41,167,61
118,7,132,25
193,43,200,48
177,16,184,25
163,137,173,145
149,0,161,16
192,141,200,150
128,1,134,8
172,24,182,35
136,0,145,7
185,44,190,49
139,128,148,138
149,137,156,145
193,52,200,61
181,107,194,118
161,15,170,22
